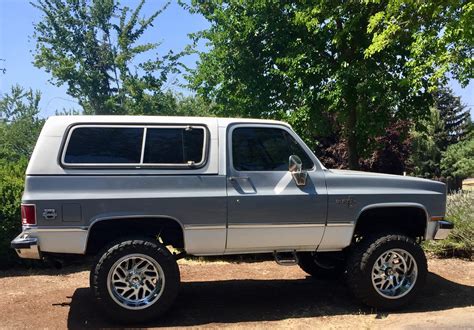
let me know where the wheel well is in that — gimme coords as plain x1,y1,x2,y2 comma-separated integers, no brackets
354,207,427,239
86,218,184,255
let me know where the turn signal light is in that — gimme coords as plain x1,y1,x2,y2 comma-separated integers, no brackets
21,204,36,225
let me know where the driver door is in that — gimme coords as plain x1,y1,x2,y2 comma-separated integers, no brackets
225,124,327,252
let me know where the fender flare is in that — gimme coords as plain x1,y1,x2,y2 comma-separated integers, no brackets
352,202,430,238
84,214,186,252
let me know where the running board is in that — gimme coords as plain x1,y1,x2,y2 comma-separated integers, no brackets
273,250,299,266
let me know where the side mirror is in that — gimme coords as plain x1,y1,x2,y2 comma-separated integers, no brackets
289,155,307,186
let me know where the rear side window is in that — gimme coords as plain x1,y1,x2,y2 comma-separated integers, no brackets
232,127,313,171
144,128,205,165
64,127,143,164
62,125,207,167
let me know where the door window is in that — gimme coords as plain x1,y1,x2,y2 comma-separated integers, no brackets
232,127,313,171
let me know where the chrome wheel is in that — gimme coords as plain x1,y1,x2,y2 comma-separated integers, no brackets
107,254,165,310
371,248,418,299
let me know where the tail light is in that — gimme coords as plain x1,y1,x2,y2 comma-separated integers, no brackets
21,204,36,225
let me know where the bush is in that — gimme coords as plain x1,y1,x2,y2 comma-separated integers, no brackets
424,191,474,259
0,159,27,269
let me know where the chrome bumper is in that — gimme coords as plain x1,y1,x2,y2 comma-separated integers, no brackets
434,220,454,240
11,234,41,260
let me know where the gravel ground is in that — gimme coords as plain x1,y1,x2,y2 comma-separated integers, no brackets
0,257,472,329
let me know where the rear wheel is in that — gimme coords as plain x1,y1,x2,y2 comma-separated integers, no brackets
90,238,180,323
298,252,344,279
346,234,427,309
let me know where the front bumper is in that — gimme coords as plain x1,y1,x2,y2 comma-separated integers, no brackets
11,233,41,260
434,220,454,240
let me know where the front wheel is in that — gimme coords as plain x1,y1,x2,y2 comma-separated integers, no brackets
90,238,180,323
346,234,427,310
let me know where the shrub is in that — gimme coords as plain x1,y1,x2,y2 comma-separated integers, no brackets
0,159,27,269
424,191,474,259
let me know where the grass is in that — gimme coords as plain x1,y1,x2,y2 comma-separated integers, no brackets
424,191,474,259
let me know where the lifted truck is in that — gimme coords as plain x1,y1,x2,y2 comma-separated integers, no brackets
12,116,453,322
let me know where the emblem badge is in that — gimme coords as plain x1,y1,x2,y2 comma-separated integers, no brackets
336,197,357,208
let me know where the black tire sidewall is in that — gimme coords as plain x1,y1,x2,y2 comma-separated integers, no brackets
91,239,180,323
298,252,344,279
348,235,427,310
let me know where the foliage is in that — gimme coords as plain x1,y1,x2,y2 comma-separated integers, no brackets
366,0,473,89
0,160,29,269
424,192,474,259
187,1,471,169
409,107,445,178
441,132,474,179
361,120,412,175
32,0,183,115
409,88,472,179
433,87,471,150
316,120,412,175
0,85,45,162
174,94,216,117
0,86,45,269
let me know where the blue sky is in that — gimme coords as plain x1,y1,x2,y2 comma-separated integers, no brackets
0,0,472,118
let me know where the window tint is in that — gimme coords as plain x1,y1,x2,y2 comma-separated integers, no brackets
232,127,314,171
143,128,205,164
64,127,143,164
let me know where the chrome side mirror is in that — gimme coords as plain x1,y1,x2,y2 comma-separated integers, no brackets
289,155,307,186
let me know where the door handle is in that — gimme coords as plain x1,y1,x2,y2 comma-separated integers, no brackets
228,176,249,181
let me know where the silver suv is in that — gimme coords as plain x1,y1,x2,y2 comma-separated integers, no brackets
11,115,453,322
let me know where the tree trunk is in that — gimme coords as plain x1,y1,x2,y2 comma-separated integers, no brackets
347,105,359,170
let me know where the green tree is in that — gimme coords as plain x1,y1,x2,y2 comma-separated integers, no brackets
409,88,471,179
366,0,473,89
174,94,215,117
433,87,471,149
0,86,45,268
32,0,182,115
409,107,445,178
188,1,471,169
441,131,474,179
0,159,29,269
0,85,45,162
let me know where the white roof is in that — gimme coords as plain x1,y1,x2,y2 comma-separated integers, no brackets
44,115,290,131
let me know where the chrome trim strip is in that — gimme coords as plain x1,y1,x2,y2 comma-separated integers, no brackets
184,225,226,230
139,127,147,164
36,228,87,232
326,222,354,227
228,223,325,229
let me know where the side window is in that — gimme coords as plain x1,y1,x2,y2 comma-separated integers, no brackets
143,128,205,165
64,127,143,164
63,125,207,167
232,127,314,171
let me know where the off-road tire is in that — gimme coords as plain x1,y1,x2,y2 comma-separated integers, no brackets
298,252,344,279
90,238,180,323
346,234,427,310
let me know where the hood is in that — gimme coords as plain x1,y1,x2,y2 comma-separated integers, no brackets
327,169,446,194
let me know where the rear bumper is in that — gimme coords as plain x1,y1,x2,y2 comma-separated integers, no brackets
11,234,41,260
434,220,454,240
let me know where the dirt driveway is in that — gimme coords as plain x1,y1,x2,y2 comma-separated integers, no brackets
0,257,472,329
